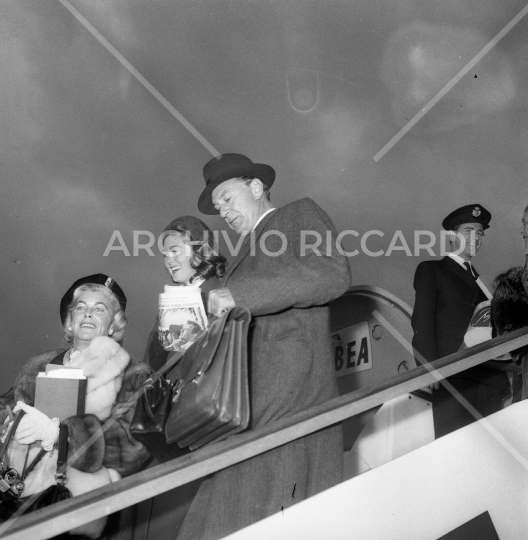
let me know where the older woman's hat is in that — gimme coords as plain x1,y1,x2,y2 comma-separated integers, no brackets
198,153,275,215
162,215,210,244
442,204,491,230
60,273,127,323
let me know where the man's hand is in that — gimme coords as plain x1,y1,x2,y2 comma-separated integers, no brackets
13,401,59,450
208,288,236,317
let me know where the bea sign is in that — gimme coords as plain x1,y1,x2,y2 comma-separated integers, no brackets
332,321,372,377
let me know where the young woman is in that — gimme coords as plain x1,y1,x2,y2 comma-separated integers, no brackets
144,215,226,371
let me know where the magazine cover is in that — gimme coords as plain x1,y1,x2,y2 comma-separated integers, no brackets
158,285,208,352
462,299,492,349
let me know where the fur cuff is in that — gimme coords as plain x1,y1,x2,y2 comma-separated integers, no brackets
64,414,105,473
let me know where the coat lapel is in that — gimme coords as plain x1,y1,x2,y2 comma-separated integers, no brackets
442,256,480,293
223,209,278,284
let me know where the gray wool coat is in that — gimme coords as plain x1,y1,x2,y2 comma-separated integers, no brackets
178,197,351,540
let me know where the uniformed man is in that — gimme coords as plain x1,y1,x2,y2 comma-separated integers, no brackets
411,204,508,437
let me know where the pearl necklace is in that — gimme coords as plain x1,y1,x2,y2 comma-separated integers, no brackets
68,348,86,365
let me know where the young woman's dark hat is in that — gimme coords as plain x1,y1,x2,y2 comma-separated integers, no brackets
162,215,210,243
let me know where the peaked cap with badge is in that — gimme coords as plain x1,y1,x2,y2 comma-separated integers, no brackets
442,204,491,231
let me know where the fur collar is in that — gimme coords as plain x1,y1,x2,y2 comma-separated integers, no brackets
14,337,130,421
69,336,131,420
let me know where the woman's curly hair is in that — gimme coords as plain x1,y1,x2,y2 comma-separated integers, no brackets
164,225,226,284
63,283,127,343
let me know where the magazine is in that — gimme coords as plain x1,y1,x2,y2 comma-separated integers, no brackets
158,285,208,352
461,300,511,360
462,300,492,349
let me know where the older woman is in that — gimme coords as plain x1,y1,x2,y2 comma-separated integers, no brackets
144,215,226,370
0,274,150,537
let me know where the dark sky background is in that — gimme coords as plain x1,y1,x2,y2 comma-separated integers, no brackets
2,0,528,392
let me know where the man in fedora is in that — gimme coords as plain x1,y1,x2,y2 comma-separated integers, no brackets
178,153,351,540
411,204,508,438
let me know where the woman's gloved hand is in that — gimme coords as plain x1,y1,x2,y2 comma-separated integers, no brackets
13,401,60,451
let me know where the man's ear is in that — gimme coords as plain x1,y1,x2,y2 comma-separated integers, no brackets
250,178,265,200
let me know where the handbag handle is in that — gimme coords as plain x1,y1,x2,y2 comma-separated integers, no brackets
17,423,68,487
142,378,169,420
184,313,231,383
151,349,185,381
55,424,68,483
136,341,193,422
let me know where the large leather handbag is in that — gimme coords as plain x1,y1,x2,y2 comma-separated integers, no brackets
165,307,251,451
130,350,188,464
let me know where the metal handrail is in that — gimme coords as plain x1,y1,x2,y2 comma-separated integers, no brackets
2,327,528,540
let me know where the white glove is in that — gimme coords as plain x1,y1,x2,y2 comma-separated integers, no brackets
13,401,60,451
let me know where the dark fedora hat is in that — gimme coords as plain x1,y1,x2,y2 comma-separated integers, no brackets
198,153,275,215
442,204,491,231
60,273,127,324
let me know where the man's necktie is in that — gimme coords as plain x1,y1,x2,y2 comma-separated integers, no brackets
464,262,479,280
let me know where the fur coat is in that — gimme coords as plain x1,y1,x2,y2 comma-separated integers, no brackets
491,266,528,400
9,336,151,475
491,266,528,340
1,337,151,537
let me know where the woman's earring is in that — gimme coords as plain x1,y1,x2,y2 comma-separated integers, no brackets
68,327,72,331
108,328,114,336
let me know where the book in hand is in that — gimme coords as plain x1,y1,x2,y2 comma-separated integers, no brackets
158,285,208,352
34,366,87,421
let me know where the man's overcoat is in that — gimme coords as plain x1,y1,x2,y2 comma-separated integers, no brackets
178,197,351,540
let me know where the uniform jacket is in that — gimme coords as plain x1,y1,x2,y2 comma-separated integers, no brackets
411,256,486,362
178,197,351,540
